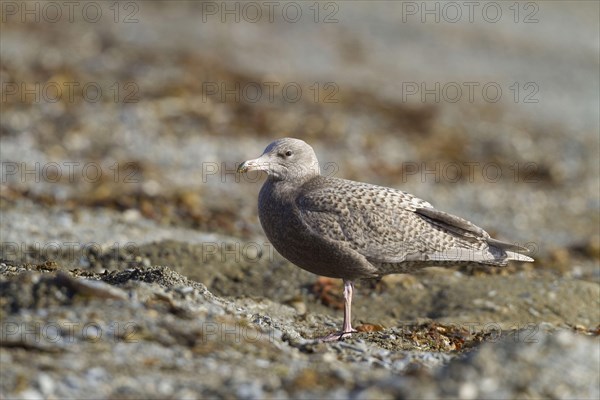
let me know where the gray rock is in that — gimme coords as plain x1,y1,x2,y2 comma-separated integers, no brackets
407,329,600,399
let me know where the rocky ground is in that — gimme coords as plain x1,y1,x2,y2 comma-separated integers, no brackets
1,261,598,399
1,1,599,399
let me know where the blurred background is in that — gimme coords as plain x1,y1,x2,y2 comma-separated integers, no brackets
1,1,599,292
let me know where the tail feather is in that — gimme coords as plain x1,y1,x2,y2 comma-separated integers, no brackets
487,237,534,262
505,250,534,262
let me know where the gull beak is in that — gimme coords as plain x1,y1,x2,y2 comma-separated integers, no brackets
237,157,269,173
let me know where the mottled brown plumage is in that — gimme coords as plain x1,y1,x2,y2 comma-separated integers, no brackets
238,138,533,340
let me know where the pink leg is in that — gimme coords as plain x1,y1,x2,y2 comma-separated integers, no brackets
341,280,355,334
319,280,357,341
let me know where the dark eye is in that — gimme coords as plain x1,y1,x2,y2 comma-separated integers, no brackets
285,151,293,157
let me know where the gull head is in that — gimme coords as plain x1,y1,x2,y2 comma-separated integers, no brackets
237,138,320,182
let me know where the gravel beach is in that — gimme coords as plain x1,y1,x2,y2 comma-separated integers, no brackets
1,1,599,398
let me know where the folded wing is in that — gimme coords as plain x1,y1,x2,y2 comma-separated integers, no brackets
296,177,533,266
